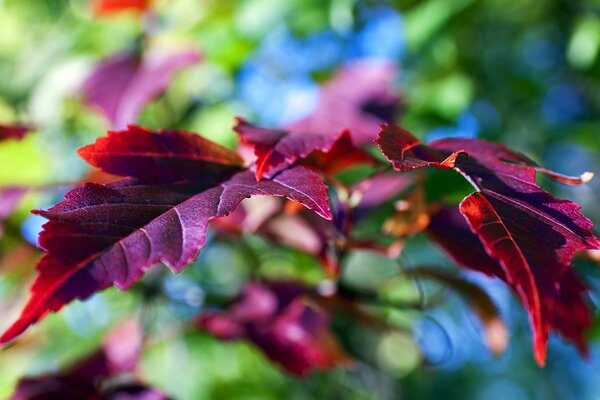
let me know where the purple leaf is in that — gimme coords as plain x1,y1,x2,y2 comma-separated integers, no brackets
234,118,372,180
287,60,400,145
82,48,201,129
1,126,331,343
377,124,600,365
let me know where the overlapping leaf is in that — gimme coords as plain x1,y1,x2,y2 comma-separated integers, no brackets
377,125,600,365
428,206,592,356
215,171,410,277
82,48,201,129
1,126,331,343
234,118,372,180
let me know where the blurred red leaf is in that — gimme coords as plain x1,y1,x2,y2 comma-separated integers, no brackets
428,206,592,363
0,124,33,142
82,48,201,129
197,281,350,376
93,0,150,16
288,60,400,145
349,172,412,218
1,125,331,344
377,125,600,366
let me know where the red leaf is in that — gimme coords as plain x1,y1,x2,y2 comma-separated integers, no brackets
0,124,33,142
93,0,150,16
287,60,400,145
428,206,591,363
82,49,201,129
198,281,350,376
78,125,244,184
427,207,506,280
234,118,372,180
1,126,331,343
377,125,600,366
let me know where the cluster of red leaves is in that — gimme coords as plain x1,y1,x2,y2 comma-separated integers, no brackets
376,125,600,365
1,112,598,375
0,125,332,343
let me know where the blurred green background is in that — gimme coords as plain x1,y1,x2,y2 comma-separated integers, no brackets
1,0,600,399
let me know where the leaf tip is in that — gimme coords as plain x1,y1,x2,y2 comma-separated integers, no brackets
254,162,267,181
581,171,594,183
0,318,27,346
76,143,92,161
232,115,245,127
533,334,547,367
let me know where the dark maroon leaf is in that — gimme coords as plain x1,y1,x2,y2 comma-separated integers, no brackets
428,206,591,362
287,60,400,145
197,281,349,376
0,126,331,343
234,118,372,180
0,124,33,142
377,124,600,365
82,49,201,129
427,207,506,279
